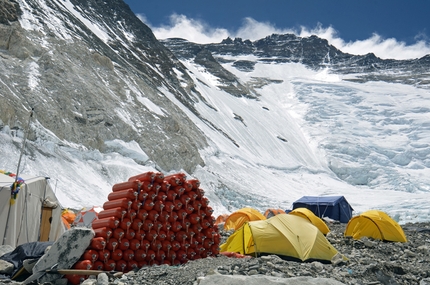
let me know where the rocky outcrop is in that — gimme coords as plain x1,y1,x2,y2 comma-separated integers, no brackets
162,34,430,89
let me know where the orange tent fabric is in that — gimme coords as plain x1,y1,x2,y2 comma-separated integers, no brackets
224,207,266,231
61,209,76,229
264,208,286,218
215,214,229,225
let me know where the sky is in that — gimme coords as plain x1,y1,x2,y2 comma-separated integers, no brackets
123,0,430,60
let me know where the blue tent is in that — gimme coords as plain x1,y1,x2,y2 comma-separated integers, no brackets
291,196,353,223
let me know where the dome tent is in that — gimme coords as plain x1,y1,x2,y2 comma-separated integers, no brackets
220,214,339,262
264,208,286,218
288,207,330,235
224,207,266,231
344,210,407,242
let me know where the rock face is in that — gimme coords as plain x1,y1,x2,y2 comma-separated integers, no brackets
0,0,207,173
0,0,430,208
162,35,430,89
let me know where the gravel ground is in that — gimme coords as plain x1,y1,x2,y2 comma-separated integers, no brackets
1,222,430,285
103,221,430,285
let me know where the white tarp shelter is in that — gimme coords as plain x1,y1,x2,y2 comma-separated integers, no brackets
0,172,65,247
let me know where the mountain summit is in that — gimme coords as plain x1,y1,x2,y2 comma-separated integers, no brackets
1,0,429,221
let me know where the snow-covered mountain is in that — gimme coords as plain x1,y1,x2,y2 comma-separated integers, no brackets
1,0,429,224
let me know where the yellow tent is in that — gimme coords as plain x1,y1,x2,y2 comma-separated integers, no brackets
344,210,407,242
224,207,266,231
289,207,330,235
220,214,339,262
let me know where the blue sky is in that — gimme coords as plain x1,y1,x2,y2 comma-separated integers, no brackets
123,0,430,60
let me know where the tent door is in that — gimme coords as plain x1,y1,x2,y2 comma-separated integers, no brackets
39,207,53,241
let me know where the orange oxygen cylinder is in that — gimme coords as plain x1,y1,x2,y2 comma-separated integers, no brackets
119,238,130,251
168,211,179,223
89,237,106,250
143,200,154,211
173,186,185,197
135,249,147,262
137,209,149,221
129,238,141,251
186,179,200,190
92,217,119,230
120,218,132,232
115,259,127,272
153,172,164,183
160,181,171,192
111,249,123,261
127,260,139,272
97,249,110,262
131,218,143,232
125,229,136,240
148,210,159,222
93,260,104,271
123,249,135,261
82,249,99,262
94,227,113,240
189,191,198,200
113,228,125,242
108,189,138,201
158,212,170,223
73,260,92,270
103,198,132,211
106,237,119,251
65,274,85,285
98,207,127,220
171,221,182,232
166,190,177,202
171,240,181,251
173,200,182,211
128,171,155,182
112,180,141,192
183,181,193,192
103,259,116,271
127,209,137,223
131,200,142,211
156,249,166,263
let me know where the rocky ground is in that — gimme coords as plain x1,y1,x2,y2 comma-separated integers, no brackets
2,222,430,285
114,222,430,285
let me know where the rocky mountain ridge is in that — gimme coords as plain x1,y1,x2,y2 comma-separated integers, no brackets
1,0,430,211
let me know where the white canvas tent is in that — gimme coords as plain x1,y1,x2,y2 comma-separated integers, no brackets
0,172,66,247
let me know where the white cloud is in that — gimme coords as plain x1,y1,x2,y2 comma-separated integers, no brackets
150,13,229,44
147,14,430,60
297,24,430,60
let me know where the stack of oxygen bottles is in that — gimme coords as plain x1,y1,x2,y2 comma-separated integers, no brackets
67,171,219,283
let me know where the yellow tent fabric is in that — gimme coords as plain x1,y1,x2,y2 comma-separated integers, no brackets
220,214,339,262
289,207,330,235
344,210,407,242
224,207,266,231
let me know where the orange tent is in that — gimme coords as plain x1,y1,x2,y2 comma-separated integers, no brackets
61,209,77,229
264,208,286,218
215,214,229,225
224,208,266,231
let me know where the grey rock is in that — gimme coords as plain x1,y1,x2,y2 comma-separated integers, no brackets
0,260,14,275
25,227,94,284
197,275,345,285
